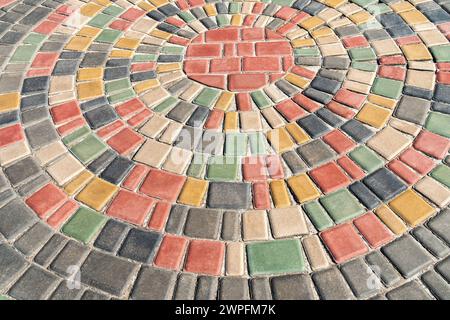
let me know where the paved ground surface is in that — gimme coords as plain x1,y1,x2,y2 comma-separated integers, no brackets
0,0,449,301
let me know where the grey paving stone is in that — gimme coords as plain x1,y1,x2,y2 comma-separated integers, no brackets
87,149,116,174
174,126,203,150
50,240,90,277
220,277,250,300
174,273,197,300
80,251,138,296
14,222,53,257
34,234,68,267
100,156,133,185
251,278,272,300
165,204,189,234
282,150,307,174
303,87,333,104
81,52,108,68
52,59,79,76
435,84,450,104
296,140,335,167
349,181,382,210
386,281,433,300
84,105,118,130
340,258,380,299
365,250,401,286
50,281,84,300
221,211,240,241
310,76,342,95
275,79,298,96
316,107,345,127
322,57,351,69
196,276,218,300
0,198,36,240
187,106,209,127
81,290,110,300
312,267,354,300
0,244,28,289
341,119,374,143
25,119,59,148
436,256,450,282
427,208,450,245
421,270,450,300
184,208,222,239
20,92,48,110
271,274,316,300
297,114,331,138
131,267,177,300
94,219,129,253
395,95,431,125
411,226,449,258
17,173,49,197
4,157,41,186
207,182,251,209
21,76,49,94
8,266,60,300
118,228,161,263
167,101,196,123
382,235,433,278
363,168,407,202
21,106,49,125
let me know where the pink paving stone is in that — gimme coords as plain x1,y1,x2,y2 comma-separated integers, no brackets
115,98,145,118
184,240,225,275
241,28,265,41
379,55,407,65
147,201,171,231
210,57,241,73
323,130,356,154
265,155,285,179
131,62,155,72
189,75,226,89
292,93,321,112
291,65,316,79
169,35,190,46
120,8,145,21
140,169,186,202
34,20,59,34
27,69,51,77
236,42,255,56
0,124,24,147
228,73,267,91
321,223,368,264
252,2,265,14
107,189,155,225
165,17,186,28
274,7,298,20
266,29,285,40
342,36,369,48
399,148,435,175
154,235,188,270
388,159,421,185
437,71,450,84
204,109,224,129
31,52,59,68
57,118,85,136
236,93,253,111
26,183,68,219
275,99,307,121
109,19,132,31
413,130,450,159
276,22,296,36
96,120,125,139
326,101,356,119
243,15,257,26
127,109,152,127
184,60,209,74
353,212,394,248
309,162,351,194
378,65,406,81
50,100,81,124
107,127,144,155
242,156,268,181
395,35,422,45
334,88,366,109
253,181,271,209
242,56,281,72
205,28,239,42
122,164,149,191
186,43,222,57
337,156,365,180
47,200,78,229
47,13,66,23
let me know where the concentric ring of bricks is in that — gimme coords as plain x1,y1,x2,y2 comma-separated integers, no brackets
0,0,448,300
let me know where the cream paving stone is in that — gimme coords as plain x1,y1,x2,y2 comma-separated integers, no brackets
302,235,330,271
243,210,269,241
226,242,245,276
134,139,171,168
0,141,30,166
415,177,450,208
47,153,85,186
405,70,436,90
35,142,67,166
367,126,412,160
240,111,263,132
268,207,308,238
162,147,192,174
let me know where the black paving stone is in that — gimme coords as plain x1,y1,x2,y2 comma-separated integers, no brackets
207,182,251,209
363,168,407,202
118,228,162,263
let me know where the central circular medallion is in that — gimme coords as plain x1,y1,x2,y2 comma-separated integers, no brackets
184,27,294,92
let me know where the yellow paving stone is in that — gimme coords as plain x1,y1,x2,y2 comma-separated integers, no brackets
134,79,159,94
390,1,415,13
285,123,310,144
76,177,119,211
77,80,103,100
389,189,436,227
299,16,325,30
287,174,320,203
150,29,171,40
324,0,347,7
356,102,391,128
374,204,408,235
399,10,428,25
224,112,238,132
284,73,310,89
0,92,19,112
311,27,334,38
77,68,103,81
367,94,397,109
231,14,243,26
204,3,217,16
64,171,95,196
78,26,101,38
115,38,140,50
266,128,295,153
349,11,373,24
157,63,181,73
137,2,155,11
93,0,111,6
291,38,316,48
401,43,432,61
65,36,92,51
148,0,168,6
80,3,103,17
110,49,133,58
214,91,233,111
178,178,208,207
270,180,292,208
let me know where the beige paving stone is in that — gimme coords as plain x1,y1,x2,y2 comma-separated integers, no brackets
134,139,171,168
0,141,30,166
226,242,245,276
389,118,421,136
261,107,285,129
347,68,376,85
367,126,412,160
240,111,263,132
268,206,308,238
406,69,436,90
418,29,448,46
242,210,269,241
372,39,402,56
302,235,330,271
159,122,183,144
319,43,347,56
47,153,85,186
415,176,450,208
49,76,74,94
162,147,192,174
35,141,67,165
140,115,169,138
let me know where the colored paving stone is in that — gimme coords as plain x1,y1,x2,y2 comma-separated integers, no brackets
0,0,448,302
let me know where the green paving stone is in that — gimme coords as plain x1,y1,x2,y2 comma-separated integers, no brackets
0,296,10,300
71,134,108,164
430,45,450,62
23,33,46,45
272,0,296,5
320,189,365,223
225,133,248,156
352,61,378,72
228,2,242,13
251,91,271,109
153,97,178,113
62,126,91,146
367,3,391,15
103,5,125,16
430,165,450,188
178,11,195,23
425,112,450,138
246,239,305,275
10,45,37,62
62,207,107,244
249,132,268,155
105,78,131,94
216,14,230,27
358,20,382,31
303,201,334,231
294,47,320,57
193,88,220,108
96,29,122,43
348,145,384,173
132,54,157,62
371,77,404,99
88,13,114,28
162,46,184,54
108,88,136,104
352,0,378,7
187,153,209,178
349,47,377,61
207,156,240,181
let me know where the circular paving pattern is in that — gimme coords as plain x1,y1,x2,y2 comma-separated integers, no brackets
0,0,449,300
